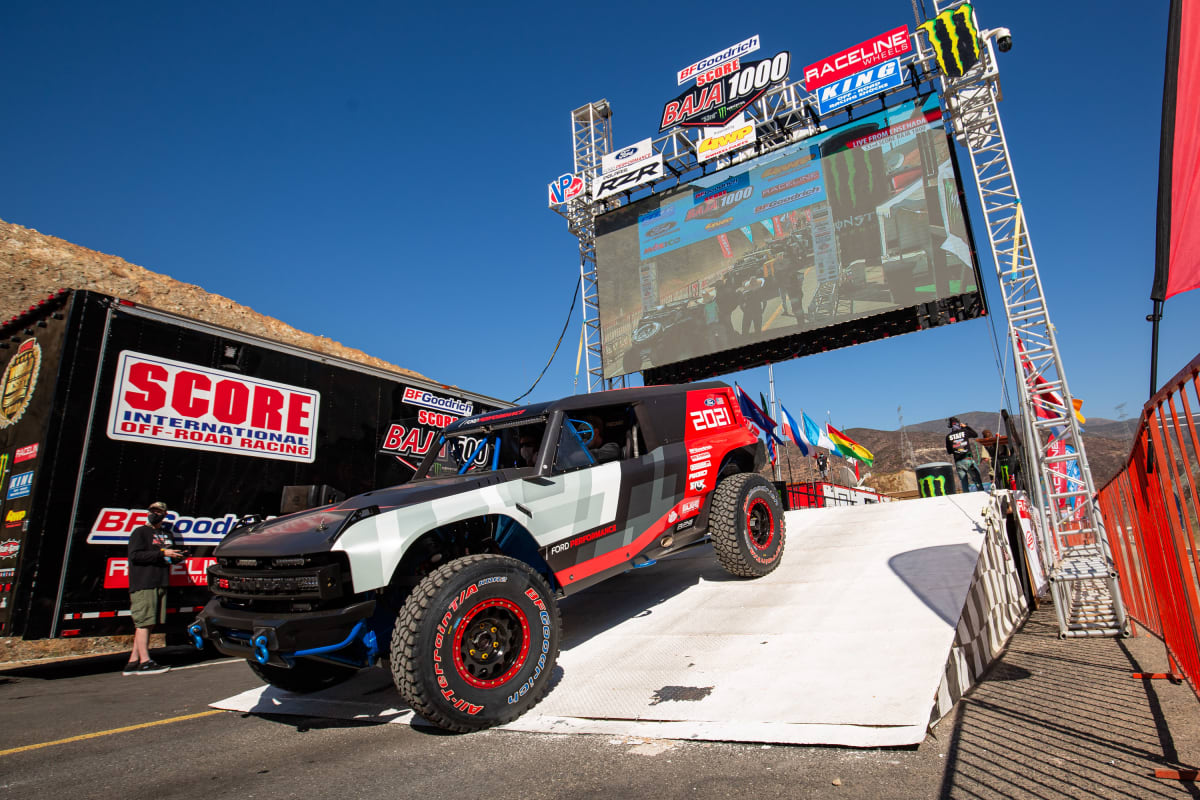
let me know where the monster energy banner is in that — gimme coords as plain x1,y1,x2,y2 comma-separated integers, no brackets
919,3,981,79
916,462,956,497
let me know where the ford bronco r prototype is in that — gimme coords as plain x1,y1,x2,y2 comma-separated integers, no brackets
190,382,785,731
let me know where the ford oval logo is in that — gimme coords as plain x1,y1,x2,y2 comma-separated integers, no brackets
615,146,639,160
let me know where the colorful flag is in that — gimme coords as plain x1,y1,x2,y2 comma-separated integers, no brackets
779,404,810,456
735,384,783,443
826,423,874,466
801,409,836,451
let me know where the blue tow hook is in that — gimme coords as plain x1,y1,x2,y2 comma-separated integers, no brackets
187,623,204,650
363,630,378,665
253,634,271,664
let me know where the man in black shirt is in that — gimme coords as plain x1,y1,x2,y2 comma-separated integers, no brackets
946,417,984,493
124,501,184,675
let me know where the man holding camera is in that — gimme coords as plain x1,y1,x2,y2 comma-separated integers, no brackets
123,500,185,675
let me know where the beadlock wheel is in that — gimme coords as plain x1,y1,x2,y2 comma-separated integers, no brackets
709,472,786,577
390,554,561,733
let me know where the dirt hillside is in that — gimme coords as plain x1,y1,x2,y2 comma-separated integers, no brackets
0,218,430,382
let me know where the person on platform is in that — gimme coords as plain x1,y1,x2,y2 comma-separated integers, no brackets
815,451,829,481
716,276,738,342
946,417,985,493
740,279,767,336
124,501,185,675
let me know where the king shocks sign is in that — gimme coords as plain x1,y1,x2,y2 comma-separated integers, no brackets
106,351,320,463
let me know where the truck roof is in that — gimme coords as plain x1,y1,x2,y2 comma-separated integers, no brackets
446,381,732,433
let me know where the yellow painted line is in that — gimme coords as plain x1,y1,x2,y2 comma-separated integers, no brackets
0,709,225,757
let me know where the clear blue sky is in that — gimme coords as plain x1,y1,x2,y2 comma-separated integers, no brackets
2,1,1192,431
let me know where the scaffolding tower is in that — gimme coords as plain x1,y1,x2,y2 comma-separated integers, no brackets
928,0,1126,637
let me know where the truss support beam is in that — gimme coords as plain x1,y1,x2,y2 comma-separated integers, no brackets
930,0,1125,637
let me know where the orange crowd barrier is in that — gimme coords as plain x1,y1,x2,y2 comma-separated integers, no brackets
1097,353,1200,698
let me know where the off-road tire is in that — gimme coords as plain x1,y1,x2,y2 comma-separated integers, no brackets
390,554,561,732
709,472,786,577
247,658,357,693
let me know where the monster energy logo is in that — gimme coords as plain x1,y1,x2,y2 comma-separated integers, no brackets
998,464,1011,485
919,473,947,497
919,3,981,79
824,147,886,212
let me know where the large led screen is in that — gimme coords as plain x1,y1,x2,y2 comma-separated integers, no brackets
595,93,982,379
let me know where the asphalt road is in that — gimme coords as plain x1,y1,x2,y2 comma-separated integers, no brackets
2,607,1199,800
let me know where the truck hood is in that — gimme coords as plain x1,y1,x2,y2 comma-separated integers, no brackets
214,471,517,558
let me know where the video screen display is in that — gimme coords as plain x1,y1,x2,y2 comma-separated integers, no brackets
595,93,982,379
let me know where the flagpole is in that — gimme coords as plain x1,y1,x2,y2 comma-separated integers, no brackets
768,365,782,482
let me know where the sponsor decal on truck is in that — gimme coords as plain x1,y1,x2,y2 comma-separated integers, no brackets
106,351,319,463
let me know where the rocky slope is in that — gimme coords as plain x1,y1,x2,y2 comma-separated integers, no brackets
0,219,430,381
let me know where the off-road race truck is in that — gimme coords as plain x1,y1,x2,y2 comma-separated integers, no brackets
190,381,785,731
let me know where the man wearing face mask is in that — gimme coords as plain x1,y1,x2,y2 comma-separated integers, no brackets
123,501,185,675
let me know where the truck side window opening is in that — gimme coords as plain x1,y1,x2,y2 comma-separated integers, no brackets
553,419,595,472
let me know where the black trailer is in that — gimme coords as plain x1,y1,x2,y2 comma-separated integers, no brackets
0,290,501,639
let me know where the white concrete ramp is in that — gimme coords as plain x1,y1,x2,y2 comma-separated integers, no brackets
213,494,999,746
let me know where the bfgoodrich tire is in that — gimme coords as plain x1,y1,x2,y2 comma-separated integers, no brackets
709,473,786,577
390,554,561,732
247,658,357,693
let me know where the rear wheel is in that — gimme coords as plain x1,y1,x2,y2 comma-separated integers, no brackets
390,554,560,732
247,658,357,693
709,473,786,577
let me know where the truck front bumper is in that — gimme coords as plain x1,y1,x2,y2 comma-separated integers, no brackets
191,597,376,668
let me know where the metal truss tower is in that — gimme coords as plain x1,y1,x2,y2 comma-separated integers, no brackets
549,3,1126,636
553,101,615,393
928,0,1125,637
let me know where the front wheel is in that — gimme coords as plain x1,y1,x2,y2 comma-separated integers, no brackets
709,473,786,577
390,554,560,732
247,658,358,693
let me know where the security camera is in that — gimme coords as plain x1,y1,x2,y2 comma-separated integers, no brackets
991,26,1013,52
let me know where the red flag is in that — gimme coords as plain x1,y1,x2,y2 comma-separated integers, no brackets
1153,0,1200,300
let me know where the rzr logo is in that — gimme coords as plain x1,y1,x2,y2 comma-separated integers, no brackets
595,162,662,199
547,173,584,205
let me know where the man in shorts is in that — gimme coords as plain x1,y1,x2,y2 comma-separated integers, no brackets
124,500,184,675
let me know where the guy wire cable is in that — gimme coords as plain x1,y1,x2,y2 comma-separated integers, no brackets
511,277,581,404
